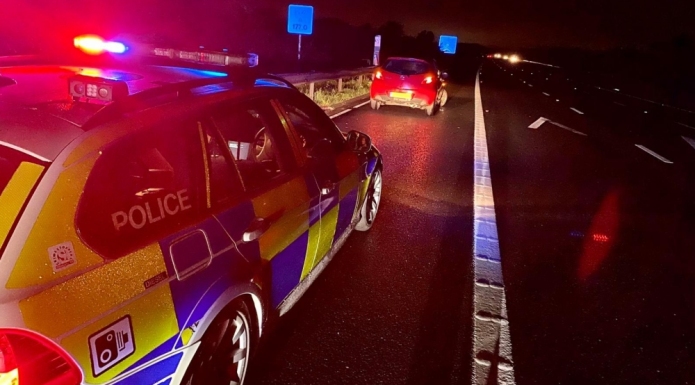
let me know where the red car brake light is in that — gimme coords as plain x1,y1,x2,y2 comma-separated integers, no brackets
0,328,82,385
422,75,434,84
374,70,383,80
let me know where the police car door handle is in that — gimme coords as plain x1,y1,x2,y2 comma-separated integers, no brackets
242,217,271,243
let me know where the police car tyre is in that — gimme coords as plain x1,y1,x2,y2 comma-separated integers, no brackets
356,168,382,231
182,300,255,385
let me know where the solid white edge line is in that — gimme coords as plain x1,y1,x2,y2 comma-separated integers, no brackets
570,107,584,115
677,122,695,130
635,144,674,164
329,109,353,119
0,140,51,162
329,100,371,119
472,68,516,385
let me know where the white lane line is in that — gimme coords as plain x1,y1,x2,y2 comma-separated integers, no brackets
542,92,550,96
472,69,516,385
682,136,695,151
677,122,695,130
329,100,371,119
329,109,353,119
570,107,584,115
635,144,674,164
614,101,626,106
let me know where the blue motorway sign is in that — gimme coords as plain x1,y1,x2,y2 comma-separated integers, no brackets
287,5,314,35
439,35,458,54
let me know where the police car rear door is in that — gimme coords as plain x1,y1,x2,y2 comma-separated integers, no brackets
204,97,323,310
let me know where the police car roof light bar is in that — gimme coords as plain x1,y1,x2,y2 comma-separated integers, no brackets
152,48,259,68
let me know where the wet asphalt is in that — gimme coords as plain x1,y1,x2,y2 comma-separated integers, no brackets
245,83,477,385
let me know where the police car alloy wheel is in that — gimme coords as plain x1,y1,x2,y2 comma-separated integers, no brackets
183,302,252,385
356,168,383,231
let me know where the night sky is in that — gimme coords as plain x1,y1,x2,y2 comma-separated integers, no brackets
3,0,695,50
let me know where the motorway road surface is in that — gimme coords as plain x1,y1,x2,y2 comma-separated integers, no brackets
246,82,477,385
245,61,695,385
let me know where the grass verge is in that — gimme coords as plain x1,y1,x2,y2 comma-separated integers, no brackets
297,77,372,109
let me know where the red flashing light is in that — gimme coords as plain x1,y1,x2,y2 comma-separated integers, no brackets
74,35,127,55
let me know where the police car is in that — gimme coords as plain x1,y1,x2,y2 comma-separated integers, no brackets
0,35,383,385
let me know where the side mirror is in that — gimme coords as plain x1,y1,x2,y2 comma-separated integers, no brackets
346,130,372,154
441,72,449,80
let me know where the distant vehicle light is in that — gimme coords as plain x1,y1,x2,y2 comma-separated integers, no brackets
503,55,509,60
375,70,383,80
74,35,128,55
509,55,521,63
423,75,434,84
494,53,502,59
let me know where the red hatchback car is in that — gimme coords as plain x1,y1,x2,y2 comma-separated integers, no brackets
370,57,448,116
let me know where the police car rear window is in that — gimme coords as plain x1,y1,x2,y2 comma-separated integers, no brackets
383,59,431,76
76,121,205,259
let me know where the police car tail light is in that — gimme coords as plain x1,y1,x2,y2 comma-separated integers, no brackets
0,328,83,385
153,47,259,67
69,74,129,103
74,35,128,55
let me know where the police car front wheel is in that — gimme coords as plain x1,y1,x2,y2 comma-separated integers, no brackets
356,168,382,231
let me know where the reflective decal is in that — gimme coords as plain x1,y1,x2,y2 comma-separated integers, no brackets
48,241,77,272
89,316,136,377
111,189,192,231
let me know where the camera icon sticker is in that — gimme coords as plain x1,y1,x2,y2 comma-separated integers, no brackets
88,316,135,377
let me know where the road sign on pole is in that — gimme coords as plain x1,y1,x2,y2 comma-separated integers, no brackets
288,5,314,68
287,5,314,35
439,35,458,54
373,35,381,66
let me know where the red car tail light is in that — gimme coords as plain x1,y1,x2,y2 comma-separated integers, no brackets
422,75,434,84
374,70,383,80
0,328,82,385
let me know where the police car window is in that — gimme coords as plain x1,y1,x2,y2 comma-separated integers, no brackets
77,121,204,259
201,124,244,207
280,101,344,155
211,104,287,192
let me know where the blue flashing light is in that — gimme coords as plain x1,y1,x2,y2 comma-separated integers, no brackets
104,41,127,54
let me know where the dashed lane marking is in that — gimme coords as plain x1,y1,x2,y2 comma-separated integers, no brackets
472,69,517,385
682,136,695,151
570,107,584,115
635,144,674,164
542,92,550,96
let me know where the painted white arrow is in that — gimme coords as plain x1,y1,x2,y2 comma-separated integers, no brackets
528,117,587,136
